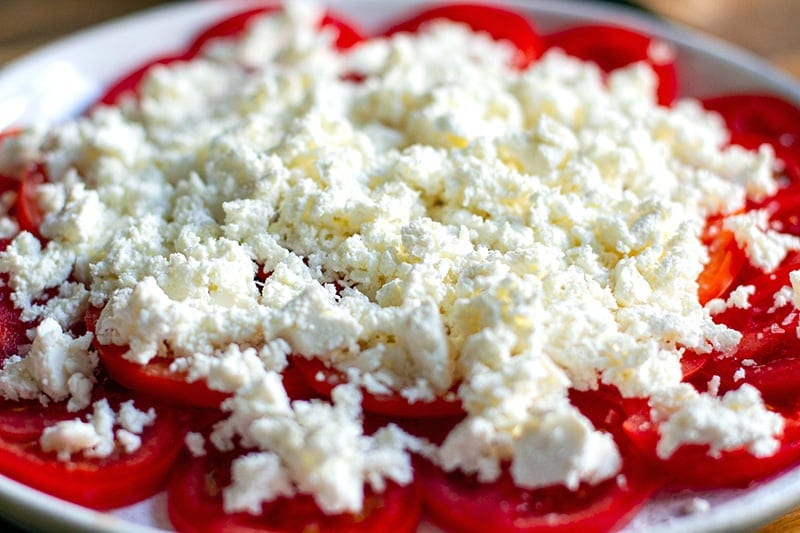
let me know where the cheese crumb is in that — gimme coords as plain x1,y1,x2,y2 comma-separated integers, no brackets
724,210,800,272
39,399,157,461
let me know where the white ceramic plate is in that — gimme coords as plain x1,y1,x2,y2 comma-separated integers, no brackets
1,1,799,531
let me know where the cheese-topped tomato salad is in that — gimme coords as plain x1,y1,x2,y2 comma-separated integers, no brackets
1,1,800,531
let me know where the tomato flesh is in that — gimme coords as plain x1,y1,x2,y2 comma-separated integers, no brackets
697,215,747,305
0,384,188,509
168,450,422,533
0,286,28,363
545,24,677,106
419,457,659,533
16,163,47,238
624,408,800,489
293,356,464,418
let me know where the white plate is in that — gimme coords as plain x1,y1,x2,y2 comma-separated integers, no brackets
1,1,799,531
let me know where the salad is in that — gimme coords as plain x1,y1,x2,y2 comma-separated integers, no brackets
0,2,800,532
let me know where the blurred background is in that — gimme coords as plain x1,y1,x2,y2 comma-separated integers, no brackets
0,0,799,532
1,0,800,78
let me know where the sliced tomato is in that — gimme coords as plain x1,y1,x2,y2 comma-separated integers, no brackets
545,25,677,106
702,94,800,187
85,306,230,408
86,307,315,407
418,454,660,533
692,260,800,400
293,356,464,418
623,406,800,489
97,9,363,107
0,384,188,509
16,162,47,238
168,450,422,533
94,341,231,409
697,215,747,305
702,94,800,151
752,185,800,237
0,285,28,363
382,3,543,69
186,7,363,57
0,175,17,198
96,52,191,107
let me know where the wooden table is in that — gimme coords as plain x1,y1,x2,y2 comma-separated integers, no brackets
1,1,799,532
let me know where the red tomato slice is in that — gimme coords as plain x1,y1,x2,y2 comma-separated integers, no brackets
545,25,677,106
732,132,800,187
293,356,464,418
624,407,800,489
381,3,544,69
186,7,363,57
85,306,230,408
0,285,28,363
94,341,231,409
96,52,190,107
86,307,315,407
0,175,17,198
692,260,800,400
703,95,800,187
16,162,47,238
752,185,800,237
0,384,188,509
702,94,800,150
168,450,422,533
97,9,363,107
418,455,660,533
697,215,747,305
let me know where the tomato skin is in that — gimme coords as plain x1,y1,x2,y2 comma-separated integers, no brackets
419,458,659,533
16,162,47,238
697,215,747,305
702,94,800,188
95,341,232,409
381,3,543,69
624,409,800,489
85,306,231,408
0,387,188,509
168,450,422,533
0,285,28,363
87,307,317,407
97,52,190,107
293,356,464,418
702,94,800,149
545,24,677,106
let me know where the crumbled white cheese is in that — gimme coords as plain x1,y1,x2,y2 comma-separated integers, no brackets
0,318,97,411
510,408,621,490
652,384,783,459
770,284,794,313
705,284,755,315
214,377,418,514
185,431,206,457
39,398,156,461
724,210,800,272
0,1,788,512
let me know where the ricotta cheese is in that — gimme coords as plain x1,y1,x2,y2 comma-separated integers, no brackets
0,0,790,515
